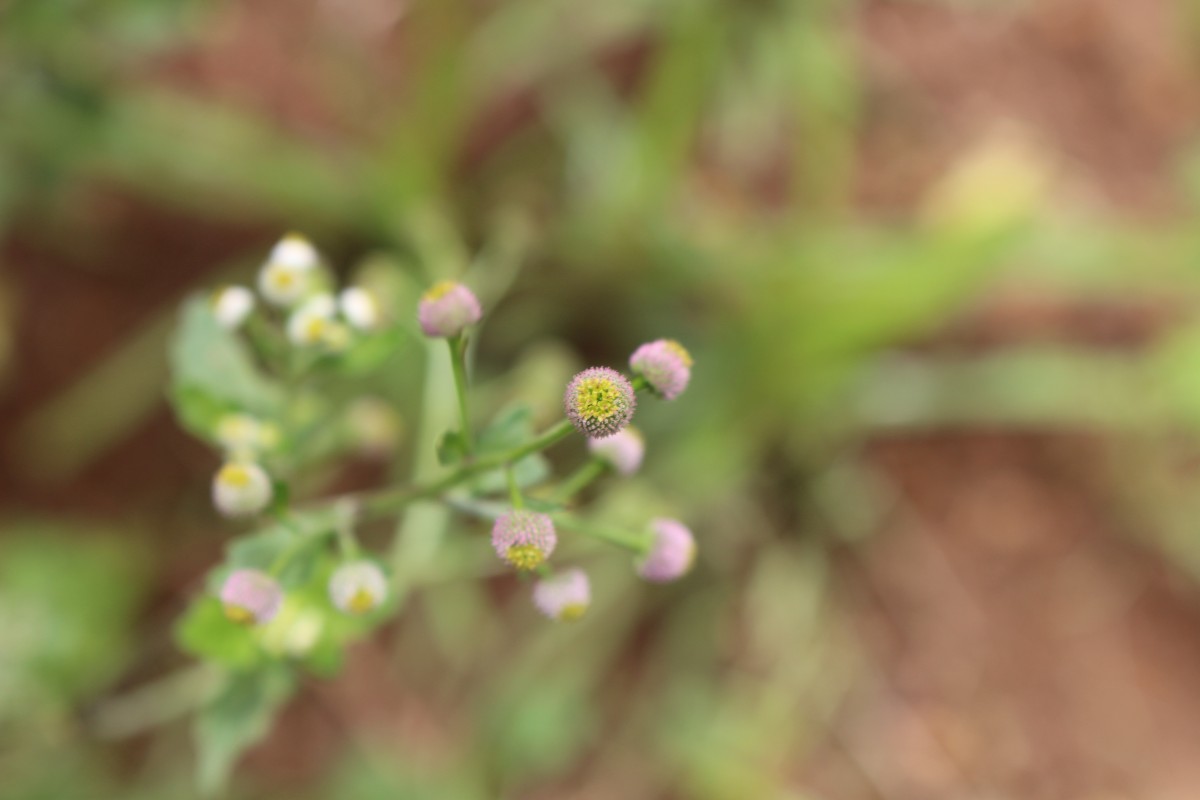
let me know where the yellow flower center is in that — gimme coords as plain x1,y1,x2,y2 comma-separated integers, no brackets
557,603,588,622
423,280,458,302
573,377,625,422
218,464,252,488
303,316,327,341
505,544,545,571
346,588,377,614
223,603,255,625
269,268,296,290
663,339,693,367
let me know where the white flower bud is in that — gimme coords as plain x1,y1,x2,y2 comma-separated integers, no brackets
212,286,255,330
286,293,337,346
212,461,273,517
339,287,381,331
215,414,279,458
258,234,319,307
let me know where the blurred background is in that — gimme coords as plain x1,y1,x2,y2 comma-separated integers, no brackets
7,0,1200,797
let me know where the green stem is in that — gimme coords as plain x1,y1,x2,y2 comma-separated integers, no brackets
555,515,649,554
448,335,473,455
352,419,576,520
630,374,650,393
549,459,608,503
506,464,524,509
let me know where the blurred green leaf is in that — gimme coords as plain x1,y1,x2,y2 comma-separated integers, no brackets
194,665,295,796
169,297,284,437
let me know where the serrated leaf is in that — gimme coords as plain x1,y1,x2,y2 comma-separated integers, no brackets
195,665,295,796
169,297,284,438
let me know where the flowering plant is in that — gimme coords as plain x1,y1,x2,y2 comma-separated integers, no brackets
170,234,695,792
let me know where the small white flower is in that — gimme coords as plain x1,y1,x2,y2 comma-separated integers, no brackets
339,287,381,331
212,286,255,330
329,561,388,615
215,414,280,458
286,293,337,346
212,461,273,517
258,234,319,307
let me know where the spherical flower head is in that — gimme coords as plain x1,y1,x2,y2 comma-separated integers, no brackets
211,285,255,330
564,367,636,438
328,561,388,615
418,281,481,338
219,568,283,625
587,426,645,476
212,461,272,518
636,518,696,583
532,568,591,622
339,287,381,331
492,510,557,571
629,339,692,401
259,234,319,307
286,293,337,347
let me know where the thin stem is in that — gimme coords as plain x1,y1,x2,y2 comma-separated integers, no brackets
549,459,608,503
555,514,650,554
448,335,473,455
351,419,576,520
506,464,524,509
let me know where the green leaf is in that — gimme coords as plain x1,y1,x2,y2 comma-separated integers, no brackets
474,453,550,494
168,296,284,437
194,665,296,796
436,429,469,466
476,405,534,454
174,597,261,670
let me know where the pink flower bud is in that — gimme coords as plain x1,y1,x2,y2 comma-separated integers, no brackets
636,518,696,582
629,339,692,400
533,568,591,621
219,568,283,625
492,509,557,570
418,281,481,338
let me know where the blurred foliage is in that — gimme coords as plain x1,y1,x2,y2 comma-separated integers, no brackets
8,0,1200,798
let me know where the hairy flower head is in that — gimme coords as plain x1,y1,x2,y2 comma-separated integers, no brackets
492,509,557,570
564,367,636,438
259,234,319,307
328,561,388,615
219,568,283,625
629,339,692,401
212,461,273,518
587,426,645,476
636,518,696,583
532,568,591,622
418,280,481,338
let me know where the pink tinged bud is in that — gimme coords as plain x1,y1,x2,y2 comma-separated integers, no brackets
636,518,696,583
533,568,591,621
587,427,645,476
492,510,557,571
564,367,636,439
418,281,481,338
220,568,283,625
212,461,273,518
629,339,692,401
329,561,388,615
